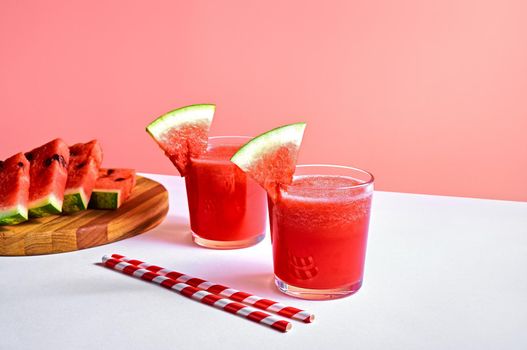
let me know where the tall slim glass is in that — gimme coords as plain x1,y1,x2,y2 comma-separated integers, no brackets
269,164,374,299
185,136,267,249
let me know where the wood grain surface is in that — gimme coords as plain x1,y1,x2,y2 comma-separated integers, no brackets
0,176,168,256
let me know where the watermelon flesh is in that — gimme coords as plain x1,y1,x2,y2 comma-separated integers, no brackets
152,122,209,175
242,143,300,198
63,140,103,213
26,138,70,217
146,104,215,176
88,169,136,209
0,153,30,225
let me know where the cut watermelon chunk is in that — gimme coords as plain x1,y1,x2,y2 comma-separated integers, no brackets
26,138,70,217
63,140,103,213
146,104,215,176
88,169,136,209
0,153,30,225
230,123,306,200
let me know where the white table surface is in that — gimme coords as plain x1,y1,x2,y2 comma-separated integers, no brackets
1,173,526,350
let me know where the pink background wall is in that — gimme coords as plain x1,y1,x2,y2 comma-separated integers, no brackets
1,1,526,201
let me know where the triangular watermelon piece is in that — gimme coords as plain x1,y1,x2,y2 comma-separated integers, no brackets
231,123,306,200
25,138,70,217
88,169,136,209
146,104,215,176
63,140,103,213
0,153,30,225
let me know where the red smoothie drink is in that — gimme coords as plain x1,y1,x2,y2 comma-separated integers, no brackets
269,165,374,299
185,137,267,249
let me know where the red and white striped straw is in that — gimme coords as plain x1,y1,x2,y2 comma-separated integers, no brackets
102,256,292,332
111,253,314,323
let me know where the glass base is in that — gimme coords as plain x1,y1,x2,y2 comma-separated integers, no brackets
191,231,265,249
274,276,363,300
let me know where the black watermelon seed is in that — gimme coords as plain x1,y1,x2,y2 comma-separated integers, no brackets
17,162,24,168
0,161,4,169
44,158,52,167
76,161,86,169
25,152,33,161
115,177,125,182
107,169,115,175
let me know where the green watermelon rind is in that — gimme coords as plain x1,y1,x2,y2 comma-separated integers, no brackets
88,189,120,210
28,195,63,218
146,104,216,140
62,188,89,213
0,205,28,225
230,122,306,173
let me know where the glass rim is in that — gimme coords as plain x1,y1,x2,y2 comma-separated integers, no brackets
288,163,375,190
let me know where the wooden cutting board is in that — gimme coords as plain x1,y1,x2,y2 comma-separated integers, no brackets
0,176,168,256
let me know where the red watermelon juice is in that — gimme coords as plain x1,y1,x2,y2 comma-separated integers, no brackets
269,165,374,299
185,137,267,249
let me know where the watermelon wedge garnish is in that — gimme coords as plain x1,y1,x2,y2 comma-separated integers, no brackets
63,140,103,213
88,169,136,209
146,104,215,175
26,138,70,217
230,123,306,200
0,153,30,225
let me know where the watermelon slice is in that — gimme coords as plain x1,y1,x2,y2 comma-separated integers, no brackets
146,104,215,175
63,140,103,213
25,138,70,217
0,153,30,225
230,123,306,200
88,169,136,209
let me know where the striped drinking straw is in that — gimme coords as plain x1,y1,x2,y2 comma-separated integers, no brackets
111,253,315,323
102,256,292,332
